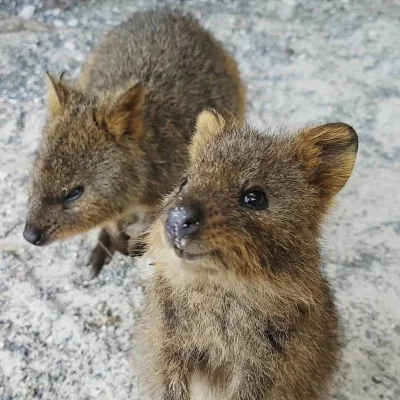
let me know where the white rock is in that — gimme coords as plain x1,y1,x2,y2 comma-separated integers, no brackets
53,19,64,28
67,18,79,28
64,41,76,51
277,2,296,21
75,54,85,62
18,5,36,20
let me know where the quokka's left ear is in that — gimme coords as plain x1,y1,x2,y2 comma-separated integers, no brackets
295,122,358,197
96,82,145,140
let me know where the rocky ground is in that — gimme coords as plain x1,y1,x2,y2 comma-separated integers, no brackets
0,0,399,399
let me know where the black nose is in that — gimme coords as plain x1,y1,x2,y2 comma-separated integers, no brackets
166,206,203,242
23,225,44,245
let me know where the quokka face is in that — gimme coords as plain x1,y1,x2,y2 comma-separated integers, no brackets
148,110,358,282
24,75,146,246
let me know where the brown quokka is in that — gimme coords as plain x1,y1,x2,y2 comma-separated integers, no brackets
133,110,358,399
23,10,245,279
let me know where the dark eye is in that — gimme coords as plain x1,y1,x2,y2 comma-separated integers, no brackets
64,186,84,203
240,188,268,210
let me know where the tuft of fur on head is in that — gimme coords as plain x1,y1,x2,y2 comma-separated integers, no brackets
25,73,147,244
147,111,358,301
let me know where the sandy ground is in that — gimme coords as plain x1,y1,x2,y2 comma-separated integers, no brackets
0,0,399,399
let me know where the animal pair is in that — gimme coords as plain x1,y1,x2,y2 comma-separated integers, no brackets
22,9,359,398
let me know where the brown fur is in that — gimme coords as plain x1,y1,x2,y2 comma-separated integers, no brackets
25,10,245,278
133,111,358,399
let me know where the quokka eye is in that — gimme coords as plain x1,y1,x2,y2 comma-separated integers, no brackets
64,186,84,203
240,188,268,210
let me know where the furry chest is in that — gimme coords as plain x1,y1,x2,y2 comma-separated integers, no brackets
161,291,269,357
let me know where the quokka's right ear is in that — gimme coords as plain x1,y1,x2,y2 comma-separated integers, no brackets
190,109,226,161
45,72,73,117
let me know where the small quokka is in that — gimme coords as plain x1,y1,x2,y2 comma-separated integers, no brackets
23,10,245,279
133,110,358,400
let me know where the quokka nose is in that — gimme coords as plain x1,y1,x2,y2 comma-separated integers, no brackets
166,206,203,242
23,224,44,246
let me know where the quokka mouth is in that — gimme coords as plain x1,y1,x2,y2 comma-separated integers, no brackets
172,245,211,261
33,234,53,247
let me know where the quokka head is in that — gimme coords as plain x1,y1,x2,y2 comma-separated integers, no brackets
148,110,358,282
24,73,146,246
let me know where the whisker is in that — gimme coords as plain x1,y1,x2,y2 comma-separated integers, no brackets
96,239,113,259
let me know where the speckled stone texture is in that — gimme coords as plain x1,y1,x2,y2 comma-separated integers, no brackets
0,0,399,399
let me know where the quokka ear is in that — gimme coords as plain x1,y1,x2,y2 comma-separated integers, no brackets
295,123,358,198
190,109,226,161
96,82,145,141
45,72,73,117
